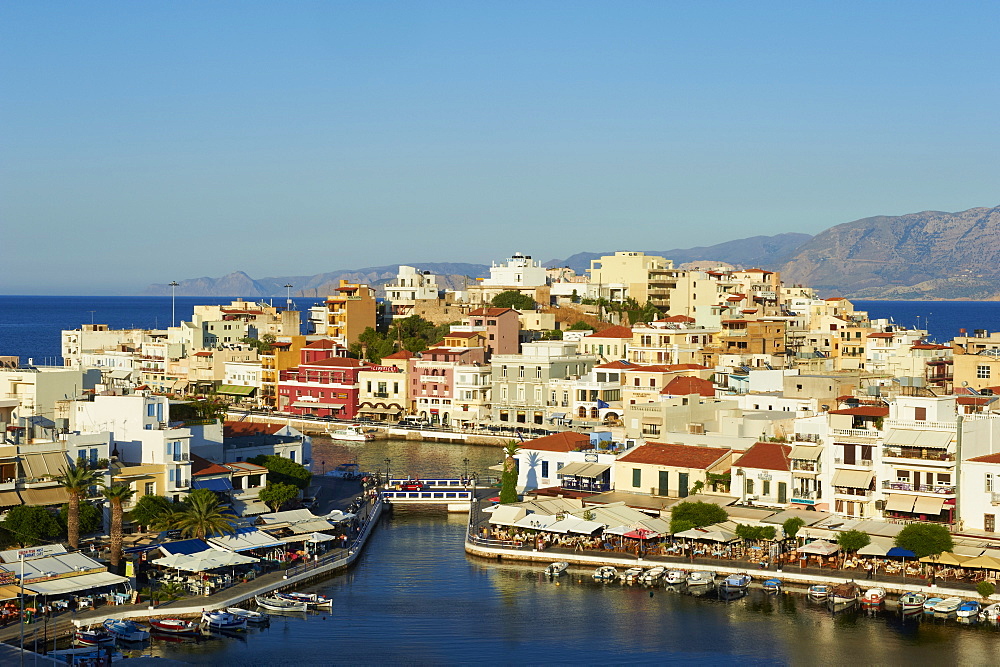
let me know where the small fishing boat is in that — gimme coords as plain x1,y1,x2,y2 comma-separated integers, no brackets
49,647,125,664
923,597,944,612
829,582,859,609
74,626,115,647
979,602,1000,621
639,566,667,583
861,587,886,607
256,594,309,612
763,578,782,593
663,569,686,585
102,618,150,642
957,600,981,618
721,573,751,590
201,610,248,631
148,618,201,636
622,567,644,583
808,584,831,599
686,571,715,587
226,607,270,624
898,591,926,613
327,425,376,442
593,566,618,582
276,591,334,608
544,562,569,577
932,597,963,614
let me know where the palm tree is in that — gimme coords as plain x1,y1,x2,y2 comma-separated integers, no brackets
499,440,521,504
56,465,102,550
100,483,135,570
172,489,237,540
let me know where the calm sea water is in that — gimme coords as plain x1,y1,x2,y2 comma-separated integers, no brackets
2,295,1000,366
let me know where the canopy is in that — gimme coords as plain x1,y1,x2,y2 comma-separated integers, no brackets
884,494,917,513
919,551,969,566
488,506,527,527
557,462,610,478
857,536,894,556
884,429,952,449
623,528,659,540
207,528,284,552
152,551,257,572
192,477,234,492
886,547,916,559
797,540,840,556
831,469,874,489
18,487,71,506
545,517,605,535
673,526,734,542
216,384,256,396
912,496,945,515
958,554,1000,569
512,514,560,531
158,539,212,556
25,571,128,596
790,445,822,461
307,532,337,543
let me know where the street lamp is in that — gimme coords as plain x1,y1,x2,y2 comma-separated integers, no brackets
169,281,179,327
284,283,293,309
321,460,326,475
463,457,470,480
384,457,391,483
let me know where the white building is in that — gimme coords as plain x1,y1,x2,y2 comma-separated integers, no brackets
481,252,548,287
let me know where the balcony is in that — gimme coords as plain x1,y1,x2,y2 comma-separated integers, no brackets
882,447,955,463
373,392,390,398
790,489,818,501
833,458,873,468
834,488,873,498
883,480,955,495
831,428,880,439
791,462,819,473
883,419,956,431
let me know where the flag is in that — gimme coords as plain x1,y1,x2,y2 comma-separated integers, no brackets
597,399,609,409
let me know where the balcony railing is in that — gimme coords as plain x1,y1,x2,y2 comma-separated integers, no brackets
832,428,881,438
373,392,390,398
791,462,819,472
883,419,957,431
833,458,873,467
883,480,955,494
834,488,873,498
790,489,817,500
883,447,955,462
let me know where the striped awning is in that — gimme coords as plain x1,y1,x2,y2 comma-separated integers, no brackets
831,469,873,489
217,384,256,396
885,494,917,512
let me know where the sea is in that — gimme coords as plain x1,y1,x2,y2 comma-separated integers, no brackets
4,295,1000,664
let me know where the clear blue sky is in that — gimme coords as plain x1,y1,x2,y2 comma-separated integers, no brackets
3,1,998,294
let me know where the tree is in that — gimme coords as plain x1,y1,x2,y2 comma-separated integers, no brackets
491,291,536,310
782,517,806,541
128,495,175,529
499,441,521,504
669,501,728,534
101,484,136,570
56,464,102,549
735,524,777,541
59,501,103,537
978,581,996,600
171,489,236,540
894,523,954,558
240,333,276,354
258,482,300,512
837,529,871,553
249,455,312,490
0,506,63,547
567,321,593,331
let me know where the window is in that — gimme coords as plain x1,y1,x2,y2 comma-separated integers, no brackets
745,478,754,496
914,407,926,421
541,461,549,478
519,366,525,379
762,480,770,497
988,474,994,492
978,365,992,379
145,482,155,495
501,365,507,378
535,366,542,379
632,468,642,488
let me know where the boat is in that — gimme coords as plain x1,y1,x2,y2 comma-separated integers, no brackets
328,462,363,479
593,566,618,582
663,569,686,585
763,578,783,593
226,607,270,624
721,573,751,590
74,626,115,647
640,566,667,583
621,567,644,583
808,584,831,599
544,562,569,577
923,597,944,612
326,424,376,442
979,602,1000,621
686,571,715,587
148,618,201,635
276,591,334,608
102,618,150,642
861,587,886,607
256,594,309,612
201,610,248,631
829,582,859,608
932,597,963,614
48,647,125,664
898,591,926,612
957,600,981,618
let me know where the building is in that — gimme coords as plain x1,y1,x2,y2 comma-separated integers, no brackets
613,442,734,498
408,346,486,427
383,265,442,319
322,281,378,346
587,251,673,305
491,341,598,426
467,253,549,305
733,441,793,507
514,431,614,493
278,357,369,420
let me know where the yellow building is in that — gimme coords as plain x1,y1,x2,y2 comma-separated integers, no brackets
588,251,673,305
324,281,377,347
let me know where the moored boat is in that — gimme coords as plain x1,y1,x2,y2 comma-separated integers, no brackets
861,587,886,607
148,618,201,635
808,584,831,599
923,597,944,612
979,602,1000,621
256,594,309,612
663,569,686,585
829,582,859,608
932,597,963,614
544,562,569,577
74,626,115,647
898,591,926,612
276,591,334,607
226,607,270,624
593,566,618,581
640,566,667,583
721,573,751,590
957,600,981,618
622,567,644,583
686,571,715,587
49,647,125,664
201,610,248,631
102,618,150,642
327,425,376,442
763,578,782,593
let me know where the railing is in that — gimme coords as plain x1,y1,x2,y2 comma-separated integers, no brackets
833,458,873,467
560,480,611,493
834,488,873,498
883,480,955,494
992,492,1000,504
791,462,818,472
373,392,390,398
832,428,880,438
883,419,957,431
790,489,817,500
793,433,821,443
883,447,955,462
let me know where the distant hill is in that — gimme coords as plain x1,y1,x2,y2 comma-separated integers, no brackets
548,233,812,274
779,206,1000,299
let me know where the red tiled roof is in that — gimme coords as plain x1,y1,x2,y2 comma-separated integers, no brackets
191,453,230,477
824,297,847,301
867,332,894,339
585,325,633,339
193,351,213,357
521,431,592,453
658,315,695,323
911,344,949,350
827,406,889,417
741,269,773,274
597,360,635,369
223,421,284,438
618,443,731,470
468,308,516,317
968,453,1000,464
665,364,710,371
305,339,340,349
301,357,367,368
383,351,414,360
661,375,715,397
957,396,996,406
734,442,791,472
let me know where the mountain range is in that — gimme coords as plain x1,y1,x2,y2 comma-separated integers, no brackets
145,205,1000,300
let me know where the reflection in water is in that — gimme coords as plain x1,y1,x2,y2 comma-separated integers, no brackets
312,436,505,481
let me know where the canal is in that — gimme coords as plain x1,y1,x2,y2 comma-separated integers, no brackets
142,438,1000,664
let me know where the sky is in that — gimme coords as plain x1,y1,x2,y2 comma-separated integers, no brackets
2,1,999,294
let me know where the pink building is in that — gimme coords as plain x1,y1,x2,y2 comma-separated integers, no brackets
409,347,486,426
278,356,368,419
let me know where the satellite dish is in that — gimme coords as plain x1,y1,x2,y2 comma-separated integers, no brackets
962,381,969,387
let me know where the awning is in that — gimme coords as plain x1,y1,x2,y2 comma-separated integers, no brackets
558,463,610,478
207,528,284,552
158,539,212,556
488,506,527,526
109,369,133,379
857,536,895,556
192,477,234,492
19,487,70,506
557,462,590,477
26,571,128,596
796,540,840,556
20,451,71,478
0,585,22,600
217,384,256,396
885,494,917,512
231,497,270,517
831,469,873,489
548,413,567,421
912,495,946,515
884,429,952,449
0,491,21,508
790,445,822,461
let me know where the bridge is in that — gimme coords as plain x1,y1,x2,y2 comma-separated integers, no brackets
381,478,476,512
